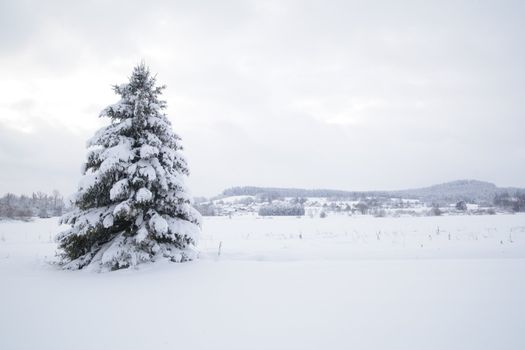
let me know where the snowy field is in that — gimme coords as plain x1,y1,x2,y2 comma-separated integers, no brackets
1,214,525,349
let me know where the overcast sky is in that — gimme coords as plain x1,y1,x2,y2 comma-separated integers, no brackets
0,0,524,197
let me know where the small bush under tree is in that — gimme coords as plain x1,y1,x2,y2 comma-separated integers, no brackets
258,202,305,216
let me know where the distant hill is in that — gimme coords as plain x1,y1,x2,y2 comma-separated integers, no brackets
220,180,525,204
394,180,500,203
399,180,525,204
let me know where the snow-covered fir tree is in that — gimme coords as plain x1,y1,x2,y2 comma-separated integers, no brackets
57,63,201,271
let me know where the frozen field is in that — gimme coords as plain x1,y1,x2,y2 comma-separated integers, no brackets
1,214,525,349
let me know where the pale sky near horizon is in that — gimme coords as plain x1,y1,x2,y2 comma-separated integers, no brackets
0,0,524,197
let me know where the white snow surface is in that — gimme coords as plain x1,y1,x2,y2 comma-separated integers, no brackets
109,178,129,200
1,214,525,350
149,214,168,235
99,139,134,174
139,144,159,159
113,201,131,217
138,163,156,181
102,214,114,228
135,187,152,203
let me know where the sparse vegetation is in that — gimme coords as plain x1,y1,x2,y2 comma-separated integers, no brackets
258,202,305,216
0,191,65,220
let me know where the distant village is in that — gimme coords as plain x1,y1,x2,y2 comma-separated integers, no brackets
195,181,525,218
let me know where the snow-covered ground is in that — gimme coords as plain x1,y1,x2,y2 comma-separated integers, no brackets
1,214,525,349
200,214,525,260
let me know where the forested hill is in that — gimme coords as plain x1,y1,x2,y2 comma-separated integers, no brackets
393,180,524,203
221,180,525,204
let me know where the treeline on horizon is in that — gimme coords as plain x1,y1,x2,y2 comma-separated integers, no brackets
0,191,67,219
221,186,388,200
221,180,525,206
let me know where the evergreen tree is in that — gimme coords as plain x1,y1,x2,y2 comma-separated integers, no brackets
57,64,201,271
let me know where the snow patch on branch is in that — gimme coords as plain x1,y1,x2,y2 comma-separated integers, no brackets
138,164,156,181
166,217,200,242
99,140,134,174
140,144,159,159
110,179,129,200
113,201,131,217
103,214,114,228
150,214,168,235
136,188,153,203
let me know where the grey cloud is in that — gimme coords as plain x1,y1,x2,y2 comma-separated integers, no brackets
9,98,36,111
